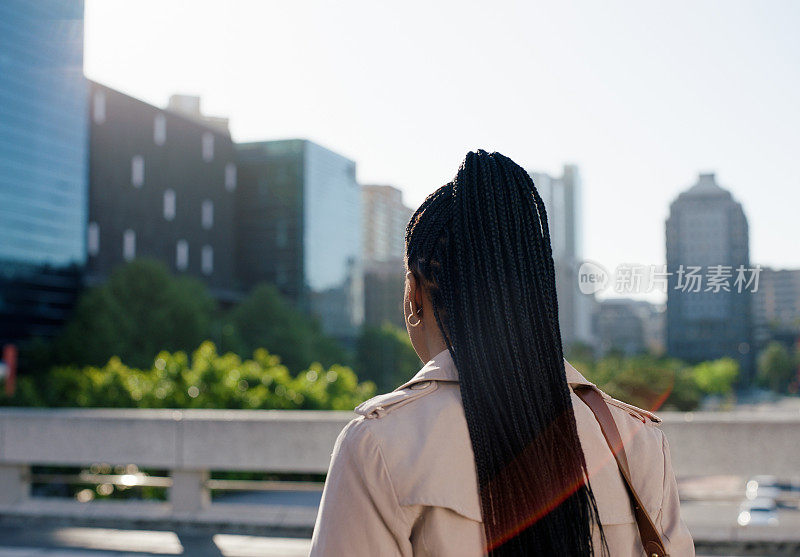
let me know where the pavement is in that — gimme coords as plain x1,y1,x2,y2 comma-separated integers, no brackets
2,487,800,556
0,526,311,557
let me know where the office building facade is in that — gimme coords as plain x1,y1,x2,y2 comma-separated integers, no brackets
666,173,753,379
594,299,665,357
362,185,413,328
528,165,594,349
0,1,88,343
86,83,238,298
236,140,363,339
753,268,800,352
362,185,413,263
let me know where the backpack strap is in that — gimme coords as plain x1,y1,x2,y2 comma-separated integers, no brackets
575,386,668,557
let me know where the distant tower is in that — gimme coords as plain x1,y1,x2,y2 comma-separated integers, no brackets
528,165,594,350
665,173,753,380
752,268,800,352
361,185,414,328
362,185,413,264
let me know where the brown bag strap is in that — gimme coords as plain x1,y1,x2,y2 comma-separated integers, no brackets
575,386,668,557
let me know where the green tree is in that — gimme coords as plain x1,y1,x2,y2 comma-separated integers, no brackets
356,323,421,392
583,354,702,411
691,358,739,396
54,260,214,369
223,283,349,374
757,342,798,393
9,342,375,411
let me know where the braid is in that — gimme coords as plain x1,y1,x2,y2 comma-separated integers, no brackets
406,150,607,555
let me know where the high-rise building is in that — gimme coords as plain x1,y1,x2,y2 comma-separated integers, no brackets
362,185,413,328
0,1,88,344
594,298,665,356
753,268,800,351
593,299,645,356
86,82,238,299
236,140,364,339
528,165,594,349
362,185,413,263
666,173,753,379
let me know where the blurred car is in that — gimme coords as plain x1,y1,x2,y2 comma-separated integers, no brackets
737,497,779,526
746,475,782,501
778,476,800,493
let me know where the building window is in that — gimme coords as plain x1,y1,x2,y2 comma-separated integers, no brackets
131,155,144,187
202,132,214,162
225,163,237,191
201,245,213,275
201,199,214,230
93,90,106,124
163,189,176,221
154,114,166,145
123,229,136,261
176,240,189,270
87,222,100,256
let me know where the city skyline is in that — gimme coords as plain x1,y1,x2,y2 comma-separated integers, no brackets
83,0,800,302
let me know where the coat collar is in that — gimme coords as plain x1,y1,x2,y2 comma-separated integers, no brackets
395,348,597,391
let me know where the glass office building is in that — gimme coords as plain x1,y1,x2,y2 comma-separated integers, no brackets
236,140,364,339
0,1,88,343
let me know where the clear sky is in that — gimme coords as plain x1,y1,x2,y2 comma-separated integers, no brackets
84,0,800,302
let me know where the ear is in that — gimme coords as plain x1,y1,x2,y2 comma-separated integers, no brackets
406,270,424,313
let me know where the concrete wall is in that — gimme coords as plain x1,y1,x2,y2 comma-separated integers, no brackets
0,408,352,473
1,407,798,533
3,408,799,478
660,410,800,478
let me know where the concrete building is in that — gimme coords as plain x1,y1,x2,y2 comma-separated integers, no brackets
0,0,88,344
594,298,665,356
361,185,414,328
528,165,594,349
236,140,363,339
666,173,753,380
86,82,238,299
167,94,231,134
753,268,800,352
362,185,413,263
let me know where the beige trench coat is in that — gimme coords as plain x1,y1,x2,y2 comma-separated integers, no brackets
310,349,695,556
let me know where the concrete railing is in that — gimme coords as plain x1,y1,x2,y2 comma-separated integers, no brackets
0,408,352,512
1,407,799,534
659,410,800,479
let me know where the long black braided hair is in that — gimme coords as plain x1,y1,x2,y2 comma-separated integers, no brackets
405,150,606,555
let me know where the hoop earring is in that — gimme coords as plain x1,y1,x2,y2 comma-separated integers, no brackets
407,300,422,327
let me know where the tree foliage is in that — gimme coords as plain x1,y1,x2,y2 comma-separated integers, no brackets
757,342,799,393
12,342,374,411
222,283,349,373
355,323,421,392
44,261,351,376
579,354,739,411
54,259,215,369
692,358,739,396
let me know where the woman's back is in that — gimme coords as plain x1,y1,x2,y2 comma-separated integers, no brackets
312,150,694,555
309,349,694,556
